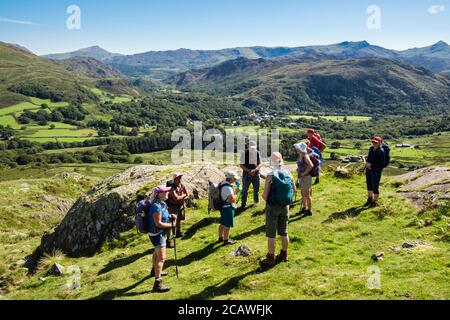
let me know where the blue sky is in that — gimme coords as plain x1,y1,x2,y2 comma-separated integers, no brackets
0,0,448,55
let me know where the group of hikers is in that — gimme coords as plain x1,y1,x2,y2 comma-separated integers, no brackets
136,129,390,293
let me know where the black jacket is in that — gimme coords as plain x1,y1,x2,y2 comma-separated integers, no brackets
367,147,385,172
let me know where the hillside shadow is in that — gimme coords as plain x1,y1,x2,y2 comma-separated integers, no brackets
323,206,369,223
183,217,220,240
89,275,151,300
187,269,258,300
235,204,255,217
165,224,265,269
98,248,154,275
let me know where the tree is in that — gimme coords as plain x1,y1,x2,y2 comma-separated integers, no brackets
331,141,341,149
355,142,362,149
49,124,56,130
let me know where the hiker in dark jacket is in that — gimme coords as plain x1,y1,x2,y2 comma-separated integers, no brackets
364,137,386,208
166,173,189,247
148,185,176,293
239,141,262,210
259,152,296,270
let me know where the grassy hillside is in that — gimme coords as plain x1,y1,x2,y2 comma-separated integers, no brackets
0,42,99,108
0,164,448,300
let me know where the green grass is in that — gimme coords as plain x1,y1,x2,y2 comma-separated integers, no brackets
323,132,450,167
0,115,22,129
0,102,40,116
1,166,448,300
29,98,69,108
18,128,96,138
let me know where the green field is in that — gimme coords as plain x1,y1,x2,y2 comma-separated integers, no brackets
0,165,448,300
0,115,22,129
0,102,40,116
287,115,371,122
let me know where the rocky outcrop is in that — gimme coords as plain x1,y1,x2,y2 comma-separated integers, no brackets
395,166,450,209
29,164,227,264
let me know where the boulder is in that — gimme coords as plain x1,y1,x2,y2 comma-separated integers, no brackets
47,263,65,276
395,166,450,209
29,164,228,265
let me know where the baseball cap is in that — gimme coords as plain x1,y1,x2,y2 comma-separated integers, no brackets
173,172,183,180
306,129,316,134
371,137,383,144
226,171,241,180
154,185,172,194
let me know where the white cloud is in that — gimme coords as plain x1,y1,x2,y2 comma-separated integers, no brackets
427,5,445,15
0,17,39,26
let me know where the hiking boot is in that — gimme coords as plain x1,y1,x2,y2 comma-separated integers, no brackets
259,254,276,270
152,279,170,293
298,207,306,216
223,239,236,245
217,238,224,244
314,177,320,185
276,250,288,263
302,209,313,217
150,269,168,278
175,231,185,239
369,201,378,208
364,198,373,207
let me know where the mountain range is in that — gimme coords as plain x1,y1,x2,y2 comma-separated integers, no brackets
42,41,450,79
165,56,450,115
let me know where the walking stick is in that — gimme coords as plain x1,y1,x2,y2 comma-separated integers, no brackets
172,225,179,279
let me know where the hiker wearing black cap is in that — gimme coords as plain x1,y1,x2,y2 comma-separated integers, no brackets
239,141,262,210
364,137,386,208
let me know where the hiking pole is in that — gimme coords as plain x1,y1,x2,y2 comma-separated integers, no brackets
172,225,179,279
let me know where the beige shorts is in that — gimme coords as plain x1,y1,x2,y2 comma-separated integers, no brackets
298,175,312,192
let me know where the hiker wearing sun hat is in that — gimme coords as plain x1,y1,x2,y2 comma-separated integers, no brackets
294,142,316,217
364,136,386,208
166,172,189,245
218,170,241,245
148,185,177,293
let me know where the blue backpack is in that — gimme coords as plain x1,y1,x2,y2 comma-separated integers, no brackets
134,200,151,234
268,169,294,206
309,147,323,164
382,143,391,168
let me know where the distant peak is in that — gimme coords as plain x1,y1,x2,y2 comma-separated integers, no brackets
339,40,370,48
432,40,448,47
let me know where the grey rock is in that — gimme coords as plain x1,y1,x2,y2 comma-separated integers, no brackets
29,164,228,265
47,263,65,276
371,252,385,262
232,245,252,257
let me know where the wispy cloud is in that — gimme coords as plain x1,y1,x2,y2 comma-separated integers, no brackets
427,5,445,15
0,17,39,26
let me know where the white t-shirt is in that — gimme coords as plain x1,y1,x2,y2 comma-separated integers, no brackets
220,181,236,208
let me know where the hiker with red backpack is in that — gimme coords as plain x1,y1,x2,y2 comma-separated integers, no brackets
217,171,241,245
259,152,296,270
364,137,390,208
294,142,319,217
306,129,327,153
147,185,177,293
166,173,189,247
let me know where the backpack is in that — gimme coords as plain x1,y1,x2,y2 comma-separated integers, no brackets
309,147,323,164
307,153,321,177
268,169,294,206
134,200,151,234
381,143,391,168
208,181,232,213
